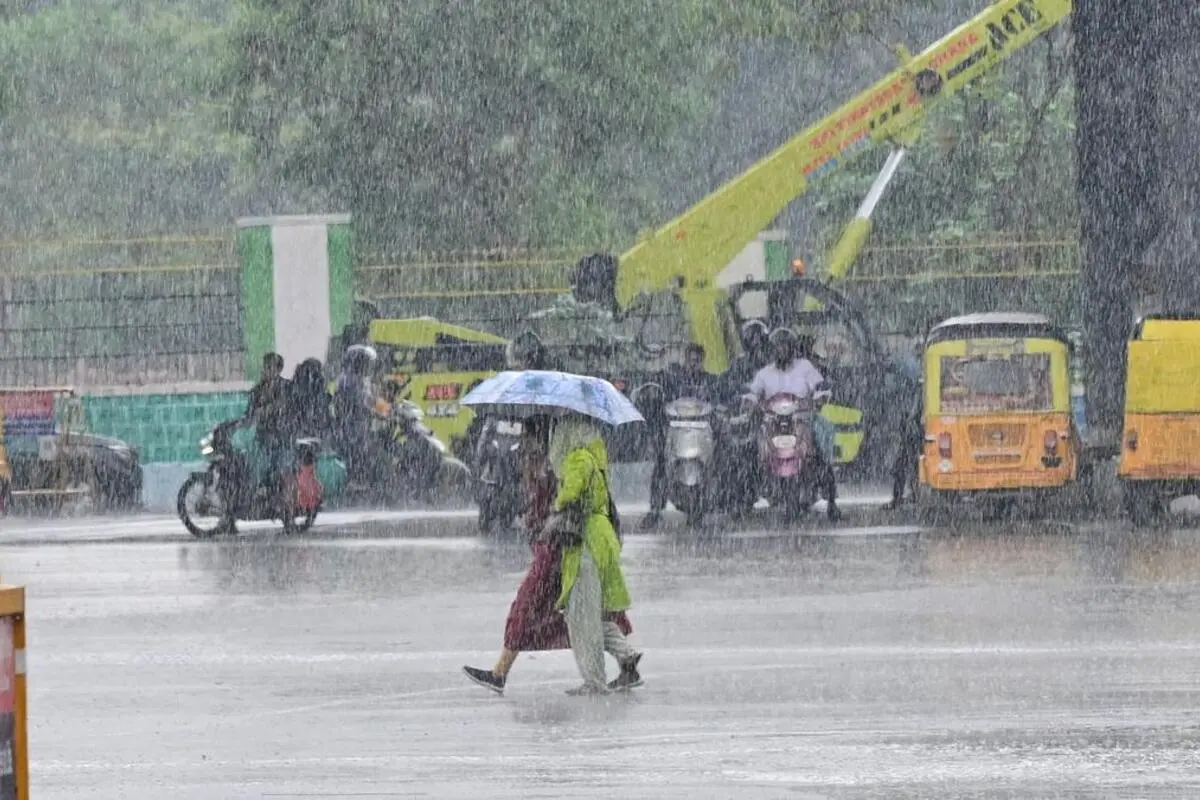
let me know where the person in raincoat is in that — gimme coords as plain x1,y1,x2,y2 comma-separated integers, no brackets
548,415,641,695
461,417,635,695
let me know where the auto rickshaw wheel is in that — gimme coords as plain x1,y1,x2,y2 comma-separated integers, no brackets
1123,480,1167,527
915,485,950,527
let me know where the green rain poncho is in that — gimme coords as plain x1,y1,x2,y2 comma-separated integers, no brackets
548,417,632,612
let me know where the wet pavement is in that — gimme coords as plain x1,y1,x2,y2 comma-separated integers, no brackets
4,505,1200,798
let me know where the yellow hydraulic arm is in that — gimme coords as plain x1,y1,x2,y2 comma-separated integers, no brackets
615,0,1072,307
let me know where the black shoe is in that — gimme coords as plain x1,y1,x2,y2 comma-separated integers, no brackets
827,502,843,522
462,666,505,695
640,512,662,530
608,652,643,691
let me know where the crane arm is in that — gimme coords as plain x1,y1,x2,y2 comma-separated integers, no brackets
615,0,1072,308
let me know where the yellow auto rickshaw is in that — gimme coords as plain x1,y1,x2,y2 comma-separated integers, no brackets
918,313,1077,515
1118,314,1200,524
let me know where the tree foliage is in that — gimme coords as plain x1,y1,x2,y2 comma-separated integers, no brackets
0,0,243,236
226,0,727,250
0,0,1077,261
808,29,1077,253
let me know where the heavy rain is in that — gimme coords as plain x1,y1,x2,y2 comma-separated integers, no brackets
0,0,1198,797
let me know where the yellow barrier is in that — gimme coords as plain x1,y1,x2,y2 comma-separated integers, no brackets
0,584,27,800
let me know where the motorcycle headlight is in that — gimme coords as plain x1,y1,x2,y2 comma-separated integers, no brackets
199,435,214,456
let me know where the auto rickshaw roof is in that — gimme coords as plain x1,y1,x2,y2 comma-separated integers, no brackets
1131,313,1200,341
926,312,1069,346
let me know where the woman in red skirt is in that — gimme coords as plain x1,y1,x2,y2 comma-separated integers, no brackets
463,417,632,695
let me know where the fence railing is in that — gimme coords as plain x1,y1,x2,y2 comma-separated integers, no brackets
0,235,1083,388
844,238,1082,334
0,236,242,387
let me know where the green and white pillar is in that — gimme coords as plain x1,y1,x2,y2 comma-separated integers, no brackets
236,214,355,379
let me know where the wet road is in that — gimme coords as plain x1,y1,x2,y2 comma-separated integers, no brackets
4,508,1200,798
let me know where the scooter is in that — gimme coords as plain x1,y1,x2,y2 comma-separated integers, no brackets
177,420,332,538
757,393,822,520
473,416,525,533
664,395,717,527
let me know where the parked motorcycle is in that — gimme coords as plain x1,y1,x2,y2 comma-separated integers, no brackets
757,393,822,520
177,420,334,538
663,395,718,527
473,416,525,534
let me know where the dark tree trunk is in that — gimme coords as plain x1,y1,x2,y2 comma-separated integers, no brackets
1074,0,1164,435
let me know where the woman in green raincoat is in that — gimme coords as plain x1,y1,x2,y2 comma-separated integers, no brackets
548,415,642,695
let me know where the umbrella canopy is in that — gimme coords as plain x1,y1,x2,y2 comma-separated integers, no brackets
462,370,644,426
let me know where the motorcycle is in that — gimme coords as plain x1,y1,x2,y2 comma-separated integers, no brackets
722,399,760,517
663,395,718,527
473,416,525,534
756,392,824,520
176,420,330,538
357,399,472,506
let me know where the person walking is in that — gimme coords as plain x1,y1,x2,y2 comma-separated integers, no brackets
462,418,635,695
548,416,641,695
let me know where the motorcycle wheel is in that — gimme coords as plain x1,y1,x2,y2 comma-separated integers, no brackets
477,494,499,535
783,486,813,523
674,486,706,529
177,473,235,538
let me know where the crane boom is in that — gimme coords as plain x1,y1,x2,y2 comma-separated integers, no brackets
615,0,1072,307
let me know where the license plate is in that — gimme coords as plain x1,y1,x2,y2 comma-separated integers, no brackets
495,421,522,436
670,420,710,430
771,435,798,449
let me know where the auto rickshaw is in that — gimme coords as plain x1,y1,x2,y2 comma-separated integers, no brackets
1118,314,1200,524
917,313,1077,517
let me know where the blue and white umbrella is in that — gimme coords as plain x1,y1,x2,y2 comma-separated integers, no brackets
462,370,644,426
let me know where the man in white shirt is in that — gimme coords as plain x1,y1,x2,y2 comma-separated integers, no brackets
746,328,841,521
747,348,825,399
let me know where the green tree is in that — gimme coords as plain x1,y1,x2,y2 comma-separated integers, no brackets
0,0,244,239
809,30,1076,251
226,0,727,251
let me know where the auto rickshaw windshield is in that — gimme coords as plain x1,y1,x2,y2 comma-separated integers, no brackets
939,353,1053,414
924,334,1069,417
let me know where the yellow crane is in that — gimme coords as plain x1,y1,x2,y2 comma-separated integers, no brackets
608,0,1072,368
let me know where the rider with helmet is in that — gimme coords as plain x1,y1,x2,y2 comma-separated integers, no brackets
333,344,378,481
641,342,722,529
721,319,771,400
746,327,842,520
506,330,552,371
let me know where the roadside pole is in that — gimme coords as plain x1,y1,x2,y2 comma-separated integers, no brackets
0,585,27,800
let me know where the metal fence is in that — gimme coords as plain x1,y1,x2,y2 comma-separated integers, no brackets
355,248,580,337
844,237,1082,335
0,235,1082,388
358,238,1084,338
0,236,243,386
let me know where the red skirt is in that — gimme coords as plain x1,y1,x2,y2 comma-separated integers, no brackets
503,541,632,652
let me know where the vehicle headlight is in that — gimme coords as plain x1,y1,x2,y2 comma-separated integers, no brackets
199,436,214,456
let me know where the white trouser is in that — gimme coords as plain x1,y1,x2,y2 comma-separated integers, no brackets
564,550,606,689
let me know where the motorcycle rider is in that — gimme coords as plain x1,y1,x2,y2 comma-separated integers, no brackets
641,343,720,530
291,357,333,440
242,351,296,516
722,319,771,400
746,328,842,521
467,330,553,469
333,344,378,482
